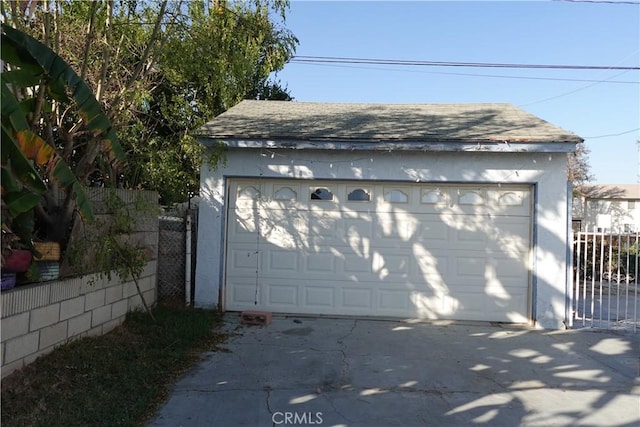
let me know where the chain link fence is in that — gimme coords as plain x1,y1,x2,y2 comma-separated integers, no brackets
158,202,198,304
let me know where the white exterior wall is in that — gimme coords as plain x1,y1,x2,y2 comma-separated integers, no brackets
583,199,639,233
196,148,570,329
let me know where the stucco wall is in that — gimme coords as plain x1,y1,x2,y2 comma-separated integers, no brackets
196,148,570,329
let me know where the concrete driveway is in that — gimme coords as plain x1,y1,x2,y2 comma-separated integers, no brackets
150,315,640,427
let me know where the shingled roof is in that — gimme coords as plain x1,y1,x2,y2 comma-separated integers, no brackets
197,100,582,149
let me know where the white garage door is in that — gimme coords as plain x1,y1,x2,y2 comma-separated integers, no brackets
224,179,532,322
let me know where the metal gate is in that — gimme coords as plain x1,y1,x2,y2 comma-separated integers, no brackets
572,230,639,332
157,209,198,304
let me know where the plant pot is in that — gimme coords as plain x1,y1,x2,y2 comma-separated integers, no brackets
35,261,60,281
34,241,61,261
1,273,16,290
3,249,32,273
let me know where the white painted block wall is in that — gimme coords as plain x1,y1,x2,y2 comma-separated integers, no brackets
0,261,157,378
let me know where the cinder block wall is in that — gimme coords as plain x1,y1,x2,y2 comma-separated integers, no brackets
0,263,157,377
0,189,159,378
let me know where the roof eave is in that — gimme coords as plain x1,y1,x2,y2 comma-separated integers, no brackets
198,137,579,153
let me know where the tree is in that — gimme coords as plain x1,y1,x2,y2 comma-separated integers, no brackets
568,142,594,196
121,0,297,204
1,23,123,246
1,0,298,242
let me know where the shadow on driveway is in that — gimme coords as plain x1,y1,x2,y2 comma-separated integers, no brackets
150,315,640,427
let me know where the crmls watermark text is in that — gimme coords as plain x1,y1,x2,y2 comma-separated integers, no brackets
272,411,323,425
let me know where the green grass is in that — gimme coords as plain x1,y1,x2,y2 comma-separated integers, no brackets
1,303,227,427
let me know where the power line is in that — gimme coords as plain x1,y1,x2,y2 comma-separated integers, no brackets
517,70,632,106
291,61,638,84
517,50,639,106
553,0,640,4
583,128,640,138
290,55,640,71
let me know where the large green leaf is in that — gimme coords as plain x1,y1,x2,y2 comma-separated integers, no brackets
0,127,47,193
1,81,30,131
1,165,22,193
1,24,125,162
3,189,42,216
1,69,43,88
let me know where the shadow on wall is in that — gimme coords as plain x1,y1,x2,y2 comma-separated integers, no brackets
226,174,557,324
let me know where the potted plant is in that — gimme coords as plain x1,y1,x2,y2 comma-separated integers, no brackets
1,229,32,273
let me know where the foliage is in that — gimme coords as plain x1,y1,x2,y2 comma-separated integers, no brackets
122,0,298,204
65,190,157,317
568,142,594,196
2,0,298,207
1,304,225,427
574,236,639,280
1,23,124,258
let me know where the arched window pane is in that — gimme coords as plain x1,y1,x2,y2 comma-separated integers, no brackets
384,190,408,203
310,188,334,201
238,186,260,199
274,187,297,201
348,188,370,202
421,190,444,204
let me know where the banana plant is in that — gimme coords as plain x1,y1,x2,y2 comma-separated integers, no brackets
1,23,125,251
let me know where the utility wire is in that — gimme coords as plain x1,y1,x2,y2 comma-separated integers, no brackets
291,61,638,84
517,70,632,106
290,55,640,71
583,128,640,138
518,50,639,106
553,0,640,5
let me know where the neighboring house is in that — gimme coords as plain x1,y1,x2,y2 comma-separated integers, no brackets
573,184,640,233
195,100,582,329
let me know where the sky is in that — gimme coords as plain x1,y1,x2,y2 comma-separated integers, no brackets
272,0,640,185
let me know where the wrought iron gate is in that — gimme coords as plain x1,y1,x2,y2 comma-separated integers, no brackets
572,230,639,332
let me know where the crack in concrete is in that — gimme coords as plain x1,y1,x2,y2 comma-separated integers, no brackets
264,385,273,414
325,394,353,425
337,319,357,387
337,319,358,344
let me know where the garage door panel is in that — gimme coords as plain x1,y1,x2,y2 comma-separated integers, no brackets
375,215,419,242
343,252,373,273
342,287,373,309
305,286,336,308
226,278,259,307
344,217,374,243
490,189,531,216
454,257,488,279
418,217,451,241
267,284,298,306
453,227,490,245
227,245,260,275
379,290,411,311
266,250,299,273
231,185,261,208
373,252,411,278
494,257,529,279
229,208,260,237
304,250,338,273
225,180,531,322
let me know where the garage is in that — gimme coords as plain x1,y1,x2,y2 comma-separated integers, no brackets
225,179,532,322
196,100,581,328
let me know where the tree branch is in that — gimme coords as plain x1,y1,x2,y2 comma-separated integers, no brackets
79,0,99,81
96,0,112,102
109,0,168,118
